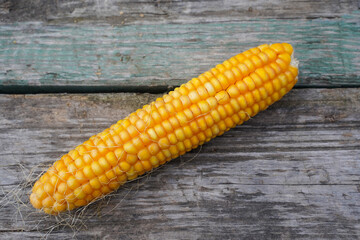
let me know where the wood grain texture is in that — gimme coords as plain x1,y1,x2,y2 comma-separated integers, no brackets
0,88,359,239
0,0,358,23
1,11,360,93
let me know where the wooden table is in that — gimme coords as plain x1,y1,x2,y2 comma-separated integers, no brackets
1,1,359,239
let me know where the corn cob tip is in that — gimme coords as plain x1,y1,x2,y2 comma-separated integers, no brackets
290,53,299,69
30,43,299,215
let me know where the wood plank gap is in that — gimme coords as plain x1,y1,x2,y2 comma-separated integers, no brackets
2,84,360,95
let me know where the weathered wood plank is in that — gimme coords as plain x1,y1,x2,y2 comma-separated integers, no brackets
1,12,359,93
0,0,358,24
0,88,359,239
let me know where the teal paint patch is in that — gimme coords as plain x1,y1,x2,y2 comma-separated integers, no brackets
0,12,359,93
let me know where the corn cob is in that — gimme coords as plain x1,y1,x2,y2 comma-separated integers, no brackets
30,43,299,215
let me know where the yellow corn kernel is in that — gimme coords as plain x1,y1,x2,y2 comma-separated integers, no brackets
169,145,178,156
235,53,246,62
162,119,173,133
74,157,85,169
243,76,256,91
105,169,117,180
272,92,281,102
126,167,137,179
141,160,152,171
176,112,188,126
197,118,207,131
83,165,96,179
74,188,86,200
282,42,293,55
68,150,79,160
237,63,249,76
98,157,111,171
263,48,277,61
138,148,151,161
167,133,177,145
75,171,87,184
270,43,285,54
215,91,230,104
243,59,256,73
206,97,218,109
98,174,110,185
109,181,121,190
157,137,169,149
123,142,137,154
30,43,298,215
57,182,68,195
242,50,253,58
250,73,263,87
259,100,267,111
67,163,77,174
217,74,230,89
278,53,291,65
50,173,60,188
227,85,240,98
223,60,233,70
273,78,282,91
215,64,226,73
278,74,288,87
198,100,210,113
197,86,209,99
244,92,255,106
82,154,93,164
35,187,46,200
210,110,221,123
276,58,288,71
204,115,215,127
217,105,227,119
92,190,102,199
42,197,55,208
91,161,104,176
184,139,193,150
188,90,201,103
210,78,223,92
67,176,80,190
252,89,262,103
230,67,242,80
235,81,248,94
118,161,131,172
54,161,66,172
230,99,240,112
132,137,145,150
75,199,87,207
54,192,66,203
264,82,274,95
53,202,67,212
229,57,238,66
149,156,159,167
89,178,102,190
105,152,118,166
284,71,294,83
204,82,216,96
43,183,54,194
289,66,298,77
224,103,234,116
183,126,193,139
126,154,138,165
280,88,288,97
174,128,186,141
262,67,274,82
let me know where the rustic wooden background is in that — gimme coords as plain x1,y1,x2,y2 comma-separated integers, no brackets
0,0,359,239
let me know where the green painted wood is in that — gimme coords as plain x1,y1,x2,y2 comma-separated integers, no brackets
0,12,359,93
1,0,358,23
